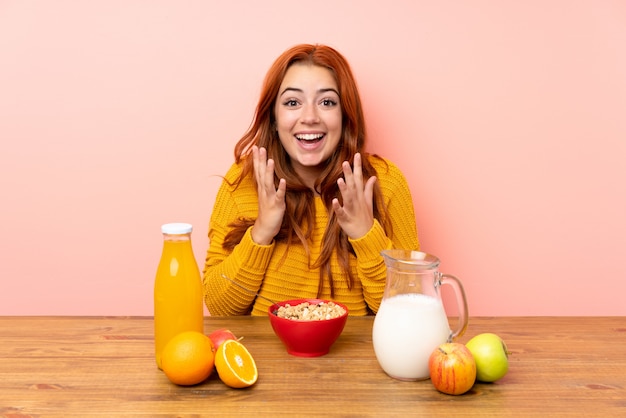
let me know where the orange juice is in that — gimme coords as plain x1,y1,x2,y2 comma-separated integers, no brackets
154,223,204,369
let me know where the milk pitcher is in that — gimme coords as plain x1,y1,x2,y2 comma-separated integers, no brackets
372,250,468,381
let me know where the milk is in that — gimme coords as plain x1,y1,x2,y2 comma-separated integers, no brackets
372,293,451,380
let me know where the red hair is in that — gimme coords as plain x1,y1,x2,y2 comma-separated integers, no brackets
224,44,391,296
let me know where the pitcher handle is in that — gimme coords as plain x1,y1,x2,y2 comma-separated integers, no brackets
440,273,469,342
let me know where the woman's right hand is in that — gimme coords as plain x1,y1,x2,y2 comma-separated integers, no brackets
250,146,287,245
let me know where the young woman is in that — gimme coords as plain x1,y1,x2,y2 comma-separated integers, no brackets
203,44,419,316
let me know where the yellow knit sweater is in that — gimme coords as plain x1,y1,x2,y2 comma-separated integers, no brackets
202,156,419,316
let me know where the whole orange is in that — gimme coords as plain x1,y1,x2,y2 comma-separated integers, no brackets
161,331,215,386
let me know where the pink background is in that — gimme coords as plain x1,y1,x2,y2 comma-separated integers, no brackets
1,1,625,316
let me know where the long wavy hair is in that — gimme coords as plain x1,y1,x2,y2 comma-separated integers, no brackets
223,44,392,296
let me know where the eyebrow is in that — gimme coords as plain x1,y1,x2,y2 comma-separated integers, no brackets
279,87,340,97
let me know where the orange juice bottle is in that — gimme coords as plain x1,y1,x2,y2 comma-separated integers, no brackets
154,223,204,369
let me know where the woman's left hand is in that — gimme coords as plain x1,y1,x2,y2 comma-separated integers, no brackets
332,153,377,239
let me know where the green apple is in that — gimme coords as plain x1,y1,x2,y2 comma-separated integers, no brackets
465,333,509,382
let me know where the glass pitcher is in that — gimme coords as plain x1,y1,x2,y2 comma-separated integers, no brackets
372,250,468,381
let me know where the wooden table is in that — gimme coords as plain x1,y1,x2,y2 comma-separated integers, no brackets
1,316,624,417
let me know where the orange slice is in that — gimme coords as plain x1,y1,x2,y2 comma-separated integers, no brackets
215,339,258,388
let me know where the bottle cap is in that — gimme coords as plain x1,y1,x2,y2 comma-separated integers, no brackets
161,223,193,235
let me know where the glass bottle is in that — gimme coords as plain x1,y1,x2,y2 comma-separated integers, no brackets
154,223,204,369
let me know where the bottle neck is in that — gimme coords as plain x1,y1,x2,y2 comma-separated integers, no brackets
163,233,191,243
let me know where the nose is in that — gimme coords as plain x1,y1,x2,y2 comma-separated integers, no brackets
300,104,320,124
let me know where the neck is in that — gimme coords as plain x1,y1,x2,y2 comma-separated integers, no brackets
294,165,324,192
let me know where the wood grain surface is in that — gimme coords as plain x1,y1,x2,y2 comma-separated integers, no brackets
1,316,624,417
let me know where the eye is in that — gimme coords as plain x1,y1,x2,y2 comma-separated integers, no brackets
283,99,299,107
321,98,338,107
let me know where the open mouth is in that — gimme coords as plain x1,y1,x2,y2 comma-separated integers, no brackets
295,133,325,143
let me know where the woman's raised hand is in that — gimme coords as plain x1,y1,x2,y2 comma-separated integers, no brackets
251,146,287,245
332,153,377,240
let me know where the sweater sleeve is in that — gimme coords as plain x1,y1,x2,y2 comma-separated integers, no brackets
202,165,276,315
349,157,420,313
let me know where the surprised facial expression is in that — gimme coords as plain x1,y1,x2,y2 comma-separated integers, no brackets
274,63,343,180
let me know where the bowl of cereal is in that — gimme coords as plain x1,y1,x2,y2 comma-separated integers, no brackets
268,299,349,357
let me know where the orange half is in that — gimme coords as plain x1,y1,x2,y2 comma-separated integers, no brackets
215,339,258,388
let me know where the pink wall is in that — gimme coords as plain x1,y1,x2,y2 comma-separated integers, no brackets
1,1,625,316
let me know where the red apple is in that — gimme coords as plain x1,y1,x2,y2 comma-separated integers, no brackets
428,342,476,395
208,328,237,350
